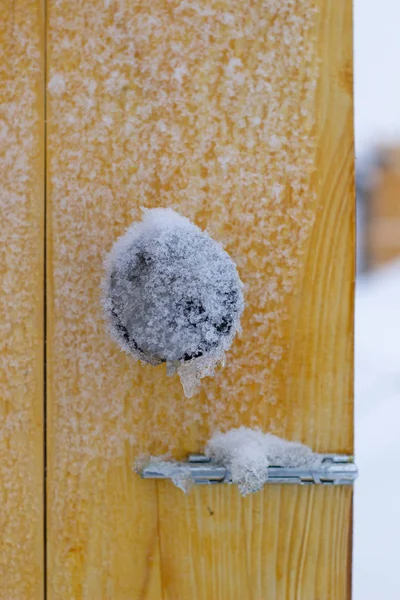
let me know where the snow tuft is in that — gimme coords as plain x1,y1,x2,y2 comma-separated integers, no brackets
102,208,244,397
206,426,319,496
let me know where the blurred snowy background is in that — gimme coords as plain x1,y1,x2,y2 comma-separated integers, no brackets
353,1,400,598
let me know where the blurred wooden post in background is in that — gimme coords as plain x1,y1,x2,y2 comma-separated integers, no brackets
366,147,400,269
0,1,44,598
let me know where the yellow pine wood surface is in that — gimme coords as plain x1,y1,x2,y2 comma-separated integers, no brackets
46,0,354,598
0,1,44,598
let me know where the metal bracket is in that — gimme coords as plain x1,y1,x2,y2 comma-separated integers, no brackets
140,454,358,486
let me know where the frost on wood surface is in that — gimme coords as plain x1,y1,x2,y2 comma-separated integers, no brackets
47,0,320,507
354,263,400,600
0,2,43,597
47,3,322,587
103,208,244,397
206,426,319,495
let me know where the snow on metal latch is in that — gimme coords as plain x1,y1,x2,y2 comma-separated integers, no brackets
140,453,358,487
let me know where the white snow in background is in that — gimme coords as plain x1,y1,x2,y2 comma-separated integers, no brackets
355,0,400,154
103,208,244,397
354,260,400,600
206,426,319,496
354,3,400,596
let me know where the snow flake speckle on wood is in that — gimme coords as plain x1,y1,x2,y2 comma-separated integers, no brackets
0,3,43,596
47,0,320,473
103,208,244,397
354,261,400,600
48,73,66,96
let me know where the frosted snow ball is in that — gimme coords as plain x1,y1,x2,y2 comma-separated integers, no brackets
103,208,244,366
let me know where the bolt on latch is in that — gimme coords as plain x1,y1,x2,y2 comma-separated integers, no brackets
140,453,358,487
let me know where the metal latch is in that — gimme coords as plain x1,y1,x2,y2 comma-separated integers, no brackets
140,453,358,487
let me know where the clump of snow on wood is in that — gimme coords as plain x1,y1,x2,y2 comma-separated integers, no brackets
206,426,319,495
102,207,244,397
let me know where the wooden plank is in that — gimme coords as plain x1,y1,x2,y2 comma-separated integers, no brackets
0,1,44,598
46,0,354,598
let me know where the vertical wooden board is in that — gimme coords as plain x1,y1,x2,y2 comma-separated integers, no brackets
0,1,44,599
47,0,354,599
46,2,164,598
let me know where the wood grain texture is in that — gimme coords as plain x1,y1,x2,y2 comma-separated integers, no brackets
157,485,353,600
46,0,354,598
0,1,44,598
